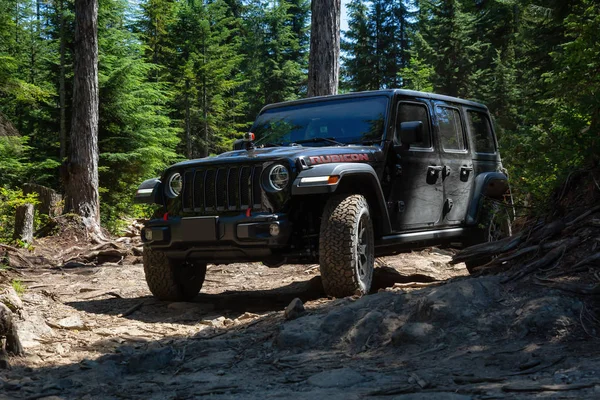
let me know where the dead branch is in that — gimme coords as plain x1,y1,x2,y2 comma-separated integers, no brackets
535,278,600,295
547,252,600,277
392,281,443,289
526,219,566,244
119,300,147,317
80,290,122,300
502,238,580,283
502,381,598,392
566,205,600,227
451,233,523,264
454,376,506,384
508,356,565,376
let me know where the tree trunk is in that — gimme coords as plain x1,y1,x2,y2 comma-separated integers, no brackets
65,0,101,233
185,80,192,159
307,0,341,97
13,204,34,243
59,0,67,161
23,183,63,217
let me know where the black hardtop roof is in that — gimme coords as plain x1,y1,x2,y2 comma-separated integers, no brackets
260,89,489,113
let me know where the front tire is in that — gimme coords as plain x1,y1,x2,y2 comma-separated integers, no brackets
143,248,207,301
319,194,375,297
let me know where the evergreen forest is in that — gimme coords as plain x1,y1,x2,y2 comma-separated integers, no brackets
0,0,598,235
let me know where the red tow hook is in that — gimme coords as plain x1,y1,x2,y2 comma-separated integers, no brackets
246,208,252,218
163,212,169,221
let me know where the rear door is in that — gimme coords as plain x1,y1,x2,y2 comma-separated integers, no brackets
432,102,473,225
389,99,444,231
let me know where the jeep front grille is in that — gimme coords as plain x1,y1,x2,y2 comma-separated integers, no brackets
181,164,263,213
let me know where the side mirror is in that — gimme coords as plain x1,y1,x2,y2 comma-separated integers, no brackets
233,139,245,151
399,121,423,145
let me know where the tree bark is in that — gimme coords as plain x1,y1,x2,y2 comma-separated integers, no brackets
307,0,341,97
58,0,67,161
13,204,34,243
65,0,101,232
185,80,192,159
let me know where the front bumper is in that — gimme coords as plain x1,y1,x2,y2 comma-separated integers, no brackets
141,213,291,262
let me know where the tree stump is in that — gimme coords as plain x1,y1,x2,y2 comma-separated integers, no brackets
23,183,63,217
13,204,34,243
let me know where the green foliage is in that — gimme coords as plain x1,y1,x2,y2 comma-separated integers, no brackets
11,279,25,296
97,0,179,227
0,188,39,243
1,0,598,229
342,0,415,91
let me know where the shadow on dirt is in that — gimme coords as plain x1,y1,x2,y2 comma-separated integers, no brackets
66,267,436,323
11,275,594,400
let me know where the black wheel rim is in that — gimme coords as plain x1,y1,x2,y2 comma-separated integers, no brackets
357,215,369,280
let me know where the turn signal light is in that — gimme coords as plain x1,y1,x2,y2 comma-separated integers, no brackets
327,176,340,184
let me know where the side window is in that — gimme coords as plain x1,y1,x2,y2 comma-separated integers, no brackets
436,106,466,151
467,110,496,153
396,102,431,148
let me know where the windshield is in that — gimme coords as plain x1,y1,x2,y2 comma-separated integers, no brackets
252,96,388,146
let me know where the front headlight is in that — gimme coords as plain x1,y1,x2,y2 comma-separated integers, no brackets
166,172,182,198
267,164,289,191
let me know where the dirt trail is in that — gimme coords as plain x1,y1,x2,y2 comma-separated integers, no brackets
2,245,599,399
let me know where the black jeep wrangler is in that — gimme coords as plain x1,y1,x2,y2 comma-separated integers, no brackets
135,89,510,301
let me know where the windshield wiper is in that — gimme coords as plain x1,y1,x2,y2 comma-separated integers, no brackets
260,142,282,147
347,139,381,145
291,137,346,146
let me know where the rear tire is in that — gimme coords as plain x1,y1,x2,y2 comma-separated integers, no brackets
143,248,206,301
465,202,512,274
319,194,374,297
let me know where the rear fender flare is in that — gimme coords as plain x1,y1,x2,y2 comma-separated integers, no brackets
465,172,509,225
292,163,392,235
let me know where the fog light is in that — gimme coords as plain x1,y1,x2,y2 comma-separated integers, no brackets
269,223,280,237
144,229,153,241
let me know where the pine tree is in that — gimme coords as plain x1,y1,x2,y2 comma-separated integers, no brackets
416,0,481,97
96,0,179,226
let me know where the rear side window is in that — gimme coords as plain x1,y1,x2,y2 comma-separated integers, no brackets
436,106,466,151
396,102,431,148
467,110,496,153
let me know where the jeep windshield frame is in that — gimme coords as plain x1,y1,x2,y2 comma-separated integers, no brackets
252,95,389,147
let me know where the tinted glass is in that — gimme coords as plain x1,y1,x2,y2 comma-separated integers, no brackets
252,96,388,146
468,110,496,153
436,106,466,151
396,102,431,148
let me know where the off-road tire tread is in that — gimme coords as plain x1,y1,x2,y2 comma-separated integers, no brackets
143,248,206,301
319,194,374,297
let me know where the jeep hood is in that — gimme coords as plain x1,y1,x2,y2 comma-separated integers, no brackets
169,145,384,169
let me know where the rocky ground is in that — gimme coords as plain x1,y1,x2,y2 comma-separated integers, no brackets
1,233,599,400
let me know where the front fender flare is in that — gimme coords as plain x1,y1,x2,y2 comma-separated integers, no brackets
292,163,392,235
134,178,162,205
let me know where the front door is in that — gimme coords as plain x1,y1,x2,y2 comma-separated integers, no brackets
389,100,445,232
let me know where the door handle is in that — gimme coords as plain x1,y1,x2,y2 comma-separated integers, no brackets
460,166,473,182
428,166,443,176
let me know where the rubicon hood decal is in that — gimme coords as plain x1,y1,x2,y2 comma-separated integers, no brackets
309,153,370,164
